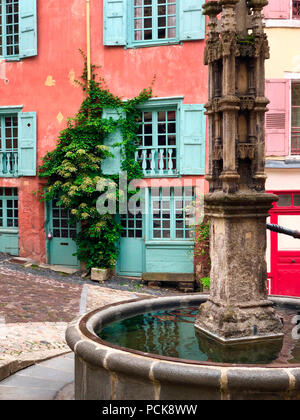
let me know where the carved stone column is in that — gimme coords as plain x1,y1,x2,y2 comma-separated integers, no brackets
195,0,283,343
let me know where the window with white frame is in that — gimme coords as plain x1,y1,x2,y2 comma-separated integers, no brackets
151,187,194,240
103,0,205,48
102,99,206,176
0,114,18,176
0,0,19,57
0,0,37,60
0,108,37,177
135,108,177,176
133,0,177,43
0,187,18,228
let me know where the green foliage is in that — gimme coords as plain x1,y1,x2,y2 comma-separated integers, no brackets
38,53,154,270
200,276,210,289
237,35,255,44
195,218,211,275
195,220,210,250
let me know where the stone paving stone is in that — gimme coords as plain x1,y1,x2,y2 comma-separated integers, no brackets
64,353,74,359
0,386,58,400
0,266,82,323
0,354,75,400
16,364,74,384
0,260,150,389
38,355,74,373
0,374,67,390
86,284,145,312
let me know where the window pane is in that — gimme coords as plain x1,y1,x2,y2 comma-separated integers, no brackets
293,1,300,19
291,134,300,155
292,108,300,127
134,19,143,29
277,195,292,207
135,31,143,41
135,8,143,17
292,84,300,154
294,195,300,206
5,0,19,56
158,111,166,121
133,0,176,43
292,85,300,106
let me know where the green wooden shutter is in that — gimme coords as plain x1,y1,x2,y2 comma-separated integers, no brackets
179,0,205,41
103,0,127,46
102,108,124,175
180,104,206,175
18,112,37,176
19,0,38,58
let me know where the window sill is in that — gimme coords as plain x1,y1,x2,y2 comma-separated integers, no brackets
125,40,182,49
145,240,194,246
0,228,19,234
266,159,300,169
1,57,22,62
265,19,300,28
143,174,180,179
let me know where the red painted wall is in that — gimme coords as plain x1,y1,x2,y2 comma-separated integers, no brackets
0,0,208,263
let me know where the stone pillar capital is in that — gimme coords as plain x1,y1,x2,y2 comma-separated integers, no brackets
220,0,240,7
203,1,222,17
248,0,268,11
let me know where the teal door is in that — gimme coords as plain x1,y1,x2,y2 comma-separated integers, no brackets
0,188,19,256
46,200,79,267
117,211,145,276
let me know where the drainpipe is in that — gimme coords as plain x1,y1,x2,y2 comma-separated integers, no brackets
86,0,91,82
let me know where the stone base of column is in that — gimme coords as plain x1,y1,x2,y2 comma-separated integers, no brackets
195,298,283,343
194,191,284,344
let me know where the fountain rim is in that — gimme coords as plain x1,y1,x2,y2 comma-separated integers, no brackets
67,294,300,370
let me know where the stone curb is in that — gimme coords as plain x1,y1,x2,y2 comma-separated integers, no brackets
0,349,72,382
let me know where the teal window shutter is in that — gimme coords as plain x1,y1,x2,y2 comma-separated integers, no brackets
18,112,37,176
102,108,124,175
19,0,37,58
179,0,205,41
180,104,206,175
103,0,127,46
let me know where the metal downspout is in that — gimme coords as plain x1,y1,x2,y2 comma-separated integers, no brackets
86,0,91,82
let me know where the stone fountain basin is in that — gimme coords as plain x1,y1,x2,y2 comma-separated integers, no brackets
66,295,300,400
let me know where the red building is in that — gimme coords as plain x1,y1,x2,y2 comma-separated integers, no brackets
0,0,208,279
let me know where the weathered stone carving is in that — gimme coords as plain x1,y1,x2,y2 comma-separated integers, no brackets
195,0,283,343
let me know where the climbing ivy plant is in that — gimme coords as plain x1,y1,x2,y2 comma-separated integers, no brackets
194,218,211,289
39,55,154,271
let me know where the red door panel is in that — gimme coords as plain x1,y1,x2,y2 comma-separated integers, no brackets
276,268,300,297
269,191,300,297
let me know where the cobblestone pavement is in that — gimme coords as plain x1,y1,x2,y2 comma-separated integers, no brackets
0,258,156,374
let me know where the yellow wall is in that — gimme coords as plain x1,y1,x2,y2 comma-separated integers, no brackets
265,27,300,78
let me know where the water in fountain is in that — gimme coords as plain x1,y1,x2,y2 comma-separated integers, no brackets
97,303,300,365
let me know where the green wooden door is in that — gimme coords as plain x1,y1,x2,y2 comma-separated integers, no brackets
117,211,145,276
0,188,19,256
46,201,79,267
